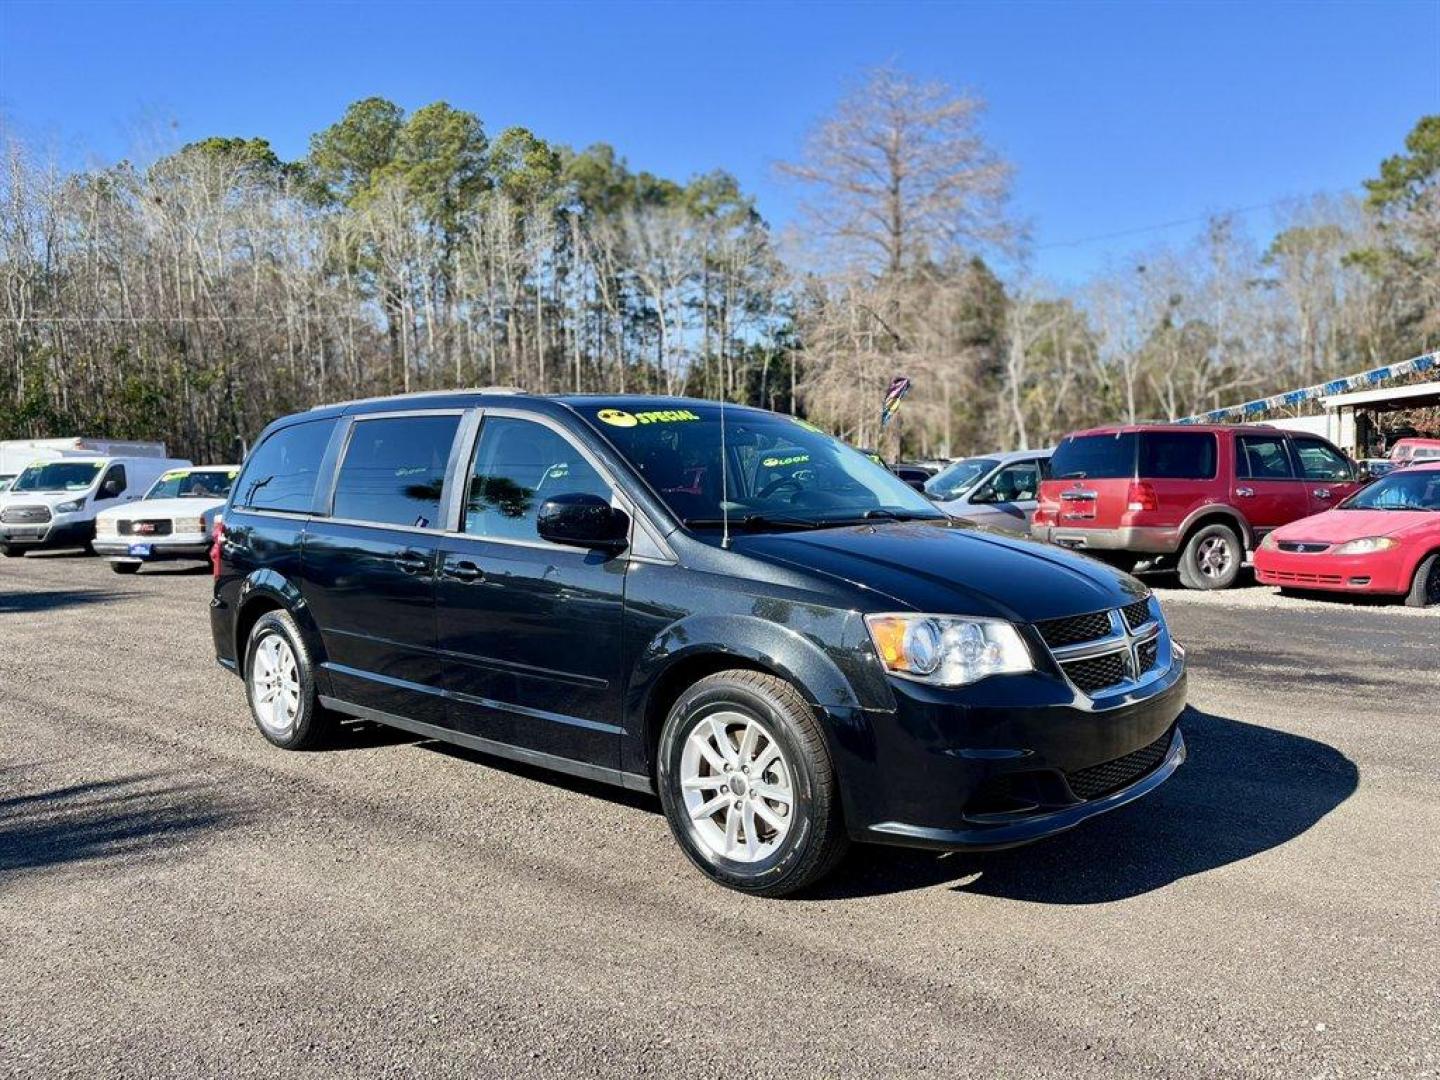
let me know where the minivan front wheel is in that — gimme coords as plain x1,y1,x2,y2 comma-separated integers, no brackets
657,670,848,897
1178,523,1243,590
244,610,333,750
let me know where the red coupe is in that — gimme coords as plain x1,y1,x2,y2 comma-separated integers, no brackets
1255,462,1440,607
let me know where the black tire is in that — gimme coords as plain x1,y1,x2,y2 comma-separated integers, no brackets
243,609,335,750
657,670,848,898
1405,552,1440,608
1177,522,1243,590
109,561,141,575
0,544,21,557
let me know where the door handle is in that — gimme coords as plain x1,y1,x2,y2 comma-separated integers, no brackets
1235,487,1255,498
442,559,484,583
1314,488,1332,499
392,552,431,574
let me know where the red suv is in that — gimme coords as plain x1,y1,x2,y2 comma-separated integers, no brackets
1031,424,1360,589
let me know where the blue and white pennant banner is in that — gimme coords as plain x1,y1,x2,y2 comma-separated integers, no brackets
1176,351,1440,425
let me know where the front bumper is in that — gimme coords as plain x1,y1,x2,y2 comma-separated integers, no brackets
828,650,1188,851
1254,549,1407,594
0,518,95,550
93,537,211,561
1031,523,1179,554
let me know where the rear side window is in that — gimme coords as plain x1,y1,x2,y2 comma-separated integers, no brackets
1291,438,1353,481
1050,433,1137,480
235,419,336,512
331,415,461,528
1139,432,1217,479
1236,435,1294,480
464,416,611,542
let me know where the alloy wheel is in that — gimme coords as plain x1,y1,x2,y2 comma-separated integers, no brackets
250,633,301,737
680,710,794,863
1196,535,1234,580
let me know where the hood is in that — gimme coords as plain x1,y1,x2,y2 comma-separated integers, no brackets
731,520,1146,623
1273,508,1440,544
96,496,225,521
0,488,92,509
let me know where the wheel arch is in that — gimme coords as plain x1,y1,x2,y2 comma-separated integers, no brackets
233,569,326,677
1178,506,1253,551
625,613,870,783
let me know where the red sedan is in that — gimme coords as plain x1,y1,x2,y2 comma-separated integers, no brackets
1255,462,1440,607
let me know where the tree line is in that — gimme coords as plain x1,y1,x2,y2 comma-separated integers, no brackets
2,69,1436,464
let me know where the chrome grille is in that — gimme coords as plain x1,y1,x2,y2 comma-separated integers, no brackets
1035,610,1112,649
118,519,173,537
1120,598,1153,630
0,505,51,524
1066,728,1174,800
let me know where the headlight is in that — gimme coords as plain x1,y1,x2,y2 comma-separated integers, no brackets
95,518,119,537
1331,536,1398,556
54,498,85,514
865,613,1034,686
174,517,205,534
1259,532,1279,550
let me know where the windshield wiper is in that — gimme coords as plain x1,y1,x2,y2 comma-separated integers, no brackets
859,508,944,522
682,514,824,532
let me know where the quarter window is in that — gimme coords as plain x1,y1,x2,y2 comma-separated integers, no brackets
235,419,337,512
331,415,460,528
1236,435,1294,480
464,417,611,542
1291,438,1353,482
1139,432,1217,479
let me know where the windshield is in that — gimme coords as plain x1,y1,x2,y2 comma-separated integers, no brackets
1341,470,1440,511
924,457,998,500
1050,433,1137,479
11,461,102,493
586,405,944,529
144,469,237,500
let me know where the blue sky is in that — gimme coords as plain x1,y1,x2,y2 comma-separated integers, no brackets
1,0,1436,283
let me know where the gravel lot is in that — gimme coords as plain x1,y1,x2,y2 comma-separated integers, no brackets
2,552,1436,1079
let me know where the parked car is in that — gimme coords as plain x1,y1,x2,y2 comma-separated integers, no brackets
926,449,1053,535
890,462,939,492
0,454,192,556
1388,437,1440,465
213,391,1187,897
1255,462,1440,607
1358,458,1398,481
1031,424,1361,590
92,465,238,573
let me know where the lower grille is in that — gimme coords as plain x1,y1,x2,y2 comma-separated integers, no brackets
1262,569,1344,586
1066,729,1174,800
1,505,51,524
1062,651,1129,695
1036,610,1112,649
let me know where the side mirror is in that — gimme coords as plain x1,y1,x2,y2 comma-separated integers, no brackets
99,479,123,499
537,493,629,550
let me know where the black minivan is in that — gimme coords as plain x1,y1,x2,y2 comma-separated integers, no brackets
213,391,1188,896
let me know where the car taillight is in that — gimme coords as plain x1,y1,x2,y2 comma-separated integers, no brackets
210,517,225,578
1126,482,1157,513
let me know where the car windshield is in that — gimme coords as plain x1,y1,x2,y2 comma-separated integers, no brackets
1340,470,1440,511
10,462,102,493
144,469,237,500
584,405,945,529
924,457,998,500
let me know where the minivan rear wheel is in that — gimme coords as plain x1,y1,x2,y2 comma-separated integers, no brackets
244,609,334,750
657,670,848,897
1177,523,1242,590
0,544,20,557
1406,553,1440,608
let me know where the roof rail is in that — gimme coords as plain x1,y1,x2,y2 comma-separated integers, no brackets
310,386,527,411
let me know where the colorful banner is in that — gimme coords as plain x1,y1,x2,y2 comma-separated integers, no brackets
1176,351,1439,425
880,375,912,428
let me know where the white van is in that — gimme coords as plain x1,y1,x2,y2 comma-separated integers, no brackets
92,465,238,573
0,454,192,556
0,439,169,500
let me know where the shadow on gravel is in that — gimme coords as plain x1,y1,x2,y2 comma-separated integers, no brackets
813,706,1358,904
0,772,239,879
0,589,137,614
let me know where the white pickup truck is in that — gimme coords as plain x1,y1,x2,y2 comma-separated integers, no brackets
92,465,238,573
